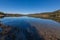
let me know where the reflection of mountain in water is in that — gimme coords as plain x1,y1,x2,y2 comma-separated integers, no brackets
0,17,60,40
0,21,44,40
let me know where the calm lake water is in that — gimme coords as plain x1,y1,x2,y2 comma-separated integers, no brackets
0,16,60,40
0,16,60,27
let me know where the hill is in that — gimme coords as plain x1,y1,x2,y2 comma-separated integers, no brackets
0,12,23,17
28,10,60,22
0,12,5,17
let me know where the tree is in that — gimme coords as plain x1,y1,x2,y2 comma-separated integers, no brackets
0,12,4,15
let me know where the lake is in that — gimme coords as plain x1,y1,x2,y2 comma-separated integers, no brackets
0,16,60,40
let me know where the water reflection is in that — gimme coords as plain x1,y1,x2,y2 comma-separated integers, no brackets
0,16,60,40
0,17,45,40
1,16,60,27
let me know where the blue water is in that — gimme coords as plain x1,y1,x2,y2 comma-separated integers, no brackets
0,16,60,27
0,16,60,40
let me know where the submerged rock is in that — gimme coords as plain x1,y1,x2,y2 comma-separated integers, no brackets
0,23,44,40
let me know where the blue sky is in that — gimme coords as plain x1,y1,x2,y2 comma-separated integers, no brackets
0,0,60,14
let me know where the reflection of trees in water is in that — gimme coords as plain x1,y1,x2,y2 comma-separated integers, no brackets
0,16,4,19
0,22,44,40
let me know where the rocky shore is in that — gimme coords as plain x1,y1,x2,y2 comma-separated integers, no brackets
0,22,44,40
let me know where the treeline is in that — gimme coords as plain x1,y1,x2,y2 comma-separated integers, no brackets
0,12,5,15
0,12,23,17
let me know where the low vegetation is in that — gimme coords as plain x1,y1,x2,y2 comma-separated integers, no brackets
0,12,5,17
28,10,60,22
0,12,23,17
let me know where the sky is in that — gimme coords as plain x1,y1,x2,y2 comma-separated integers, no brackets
0,0,60,14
